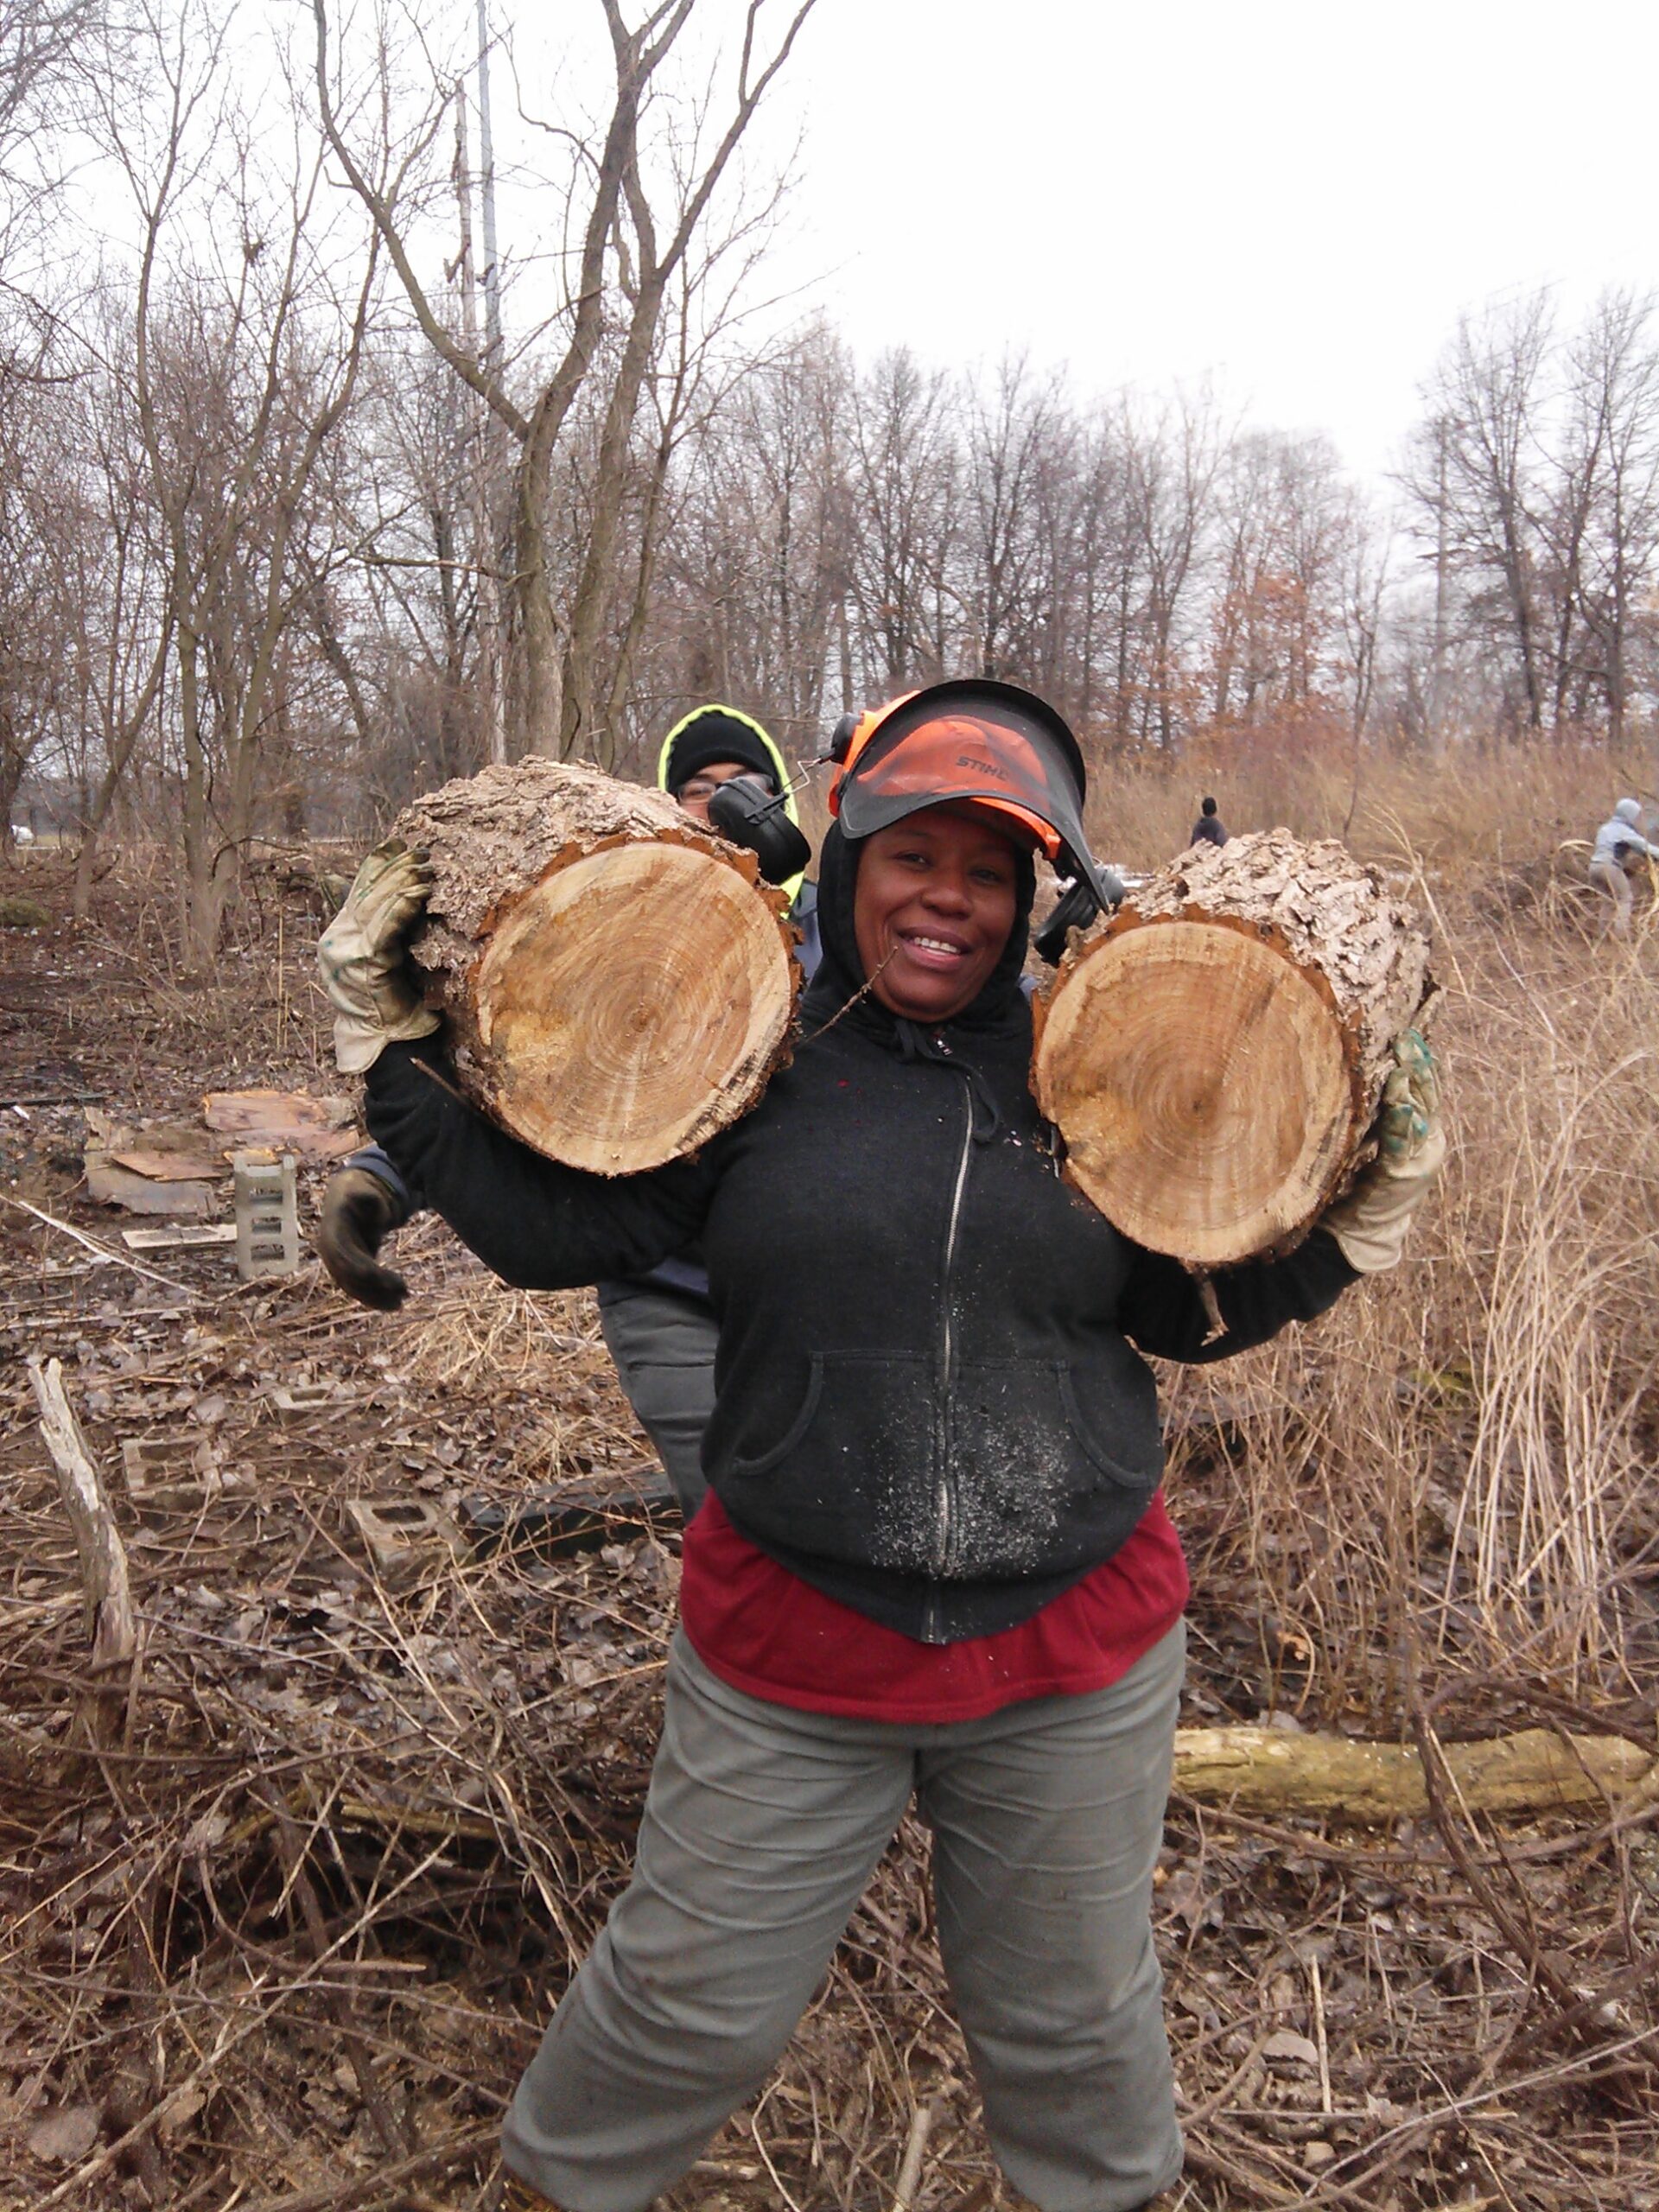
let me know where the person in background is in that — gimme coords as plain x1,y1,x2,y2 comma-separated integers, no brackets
595,704,819,1515
1588,797,1659,940
316,704,819,1522
1190,794,1228,849
654,703,819,969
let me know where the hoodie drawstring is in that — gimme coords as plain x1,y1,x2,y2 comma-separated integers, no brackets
894,1020,1005,1143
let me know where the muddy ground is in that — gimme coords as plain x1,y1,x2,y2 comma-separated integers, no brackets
1,853,1656,2212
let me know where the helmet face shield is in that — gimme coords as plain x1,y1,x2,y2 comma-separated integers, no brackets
831,681,1094,874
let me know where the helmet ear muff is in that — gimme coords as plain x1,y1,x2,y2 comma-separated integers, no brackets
829,711,863,765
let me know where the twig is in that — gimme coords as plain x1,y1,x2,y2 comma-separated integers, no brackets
1292,2022,1659,2207
944,2185,994,2212
1410,1710,1580,2019
802,946,899,1044
34,1840,461,2209
890,2090,942,2212
0,1090,105,1106
1311,1953,1332,2113
268,1793,416,2159
2,1191,194,1295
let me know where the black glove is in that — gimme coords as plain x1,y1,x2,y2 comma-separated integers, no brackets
1032,860,1128,967
316,1166,410,1311
707,775,811,887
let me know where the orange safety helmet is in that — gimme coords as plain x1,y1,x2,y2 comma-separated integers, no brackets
827,679,1095,874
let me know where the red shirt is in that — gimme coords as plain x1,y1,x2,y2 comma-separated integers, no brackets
679,1491,1189,1725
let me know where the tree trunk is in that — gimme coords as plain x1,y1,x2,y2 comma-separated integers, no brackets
397,760,799,1174
1033,830,1434,1267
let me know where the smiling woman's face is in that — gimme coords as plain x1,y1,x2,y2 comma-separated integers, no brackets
852,805,1022,1025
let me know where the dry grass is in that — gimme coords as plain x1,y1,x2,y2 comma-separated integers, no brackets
1084,728,1639,879
1125,746,1659,1716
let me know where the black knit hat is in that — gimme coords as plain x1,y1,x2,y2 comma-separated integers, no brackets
660,707,779,796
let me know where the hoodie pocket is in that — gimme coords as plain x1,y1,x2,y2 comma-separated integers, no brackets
944,1357,1159,1579
723,1356,827,1480
720,1351,938,1572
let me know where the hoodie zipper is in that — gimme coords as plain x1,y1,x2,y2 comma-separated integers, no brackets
928,1076,976,1623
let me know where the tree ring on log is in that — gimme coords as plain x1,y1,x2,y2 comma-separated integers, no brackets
398,760,798,1175
1034,911,1363,1266
1033,828,1433,1267
466,840,793,1175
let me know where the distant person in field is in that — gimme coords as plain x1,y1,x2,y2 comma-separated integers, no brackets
1589,798,1659,940
1190,794,1227,849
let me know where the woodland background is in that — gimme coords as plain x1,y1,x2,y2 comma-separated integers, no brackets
7,0,1659,961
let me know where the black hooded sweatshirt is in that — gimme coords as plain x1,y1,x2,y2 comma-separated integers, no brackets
364,823,1355,1643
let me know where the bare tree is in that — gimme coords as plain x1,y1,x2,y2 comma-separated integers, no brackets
0,0,107,326
314,0,814,761
657,327,849,750
67,317,175,915
0,369,82,839
1560,290,1659,743
1117,390,1222,750
845,349,957,696
1405,296,1552,734
93,0,380,962
957,353,1071,687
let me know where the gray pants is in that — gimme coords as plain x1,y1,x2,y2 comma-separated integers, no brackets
598,1287,719,1516
504,1624,1185,2212
1590,855,1634,938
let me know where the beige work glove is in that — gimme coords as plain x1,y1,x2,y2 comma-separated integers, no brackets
316,839,440,1074
1320,1028,1446,1274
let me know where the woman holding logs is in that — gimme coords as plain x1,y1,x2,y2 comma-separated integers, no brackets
315,680,1445,2212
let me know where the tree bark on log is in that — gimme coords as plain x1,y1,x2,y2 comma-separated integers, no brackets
396,760,798,1174
1173,1724,1656,1822
28,1356,135,1744
1033,830,1434,1265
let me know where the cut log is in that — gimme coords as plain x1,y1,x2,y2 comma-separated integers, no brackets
1033,830,1433,1266
1173,1723,1658,1824
397,759,798,1174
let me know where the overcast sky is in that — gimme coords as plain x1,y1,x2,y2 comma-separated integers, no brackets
728,0,1659,479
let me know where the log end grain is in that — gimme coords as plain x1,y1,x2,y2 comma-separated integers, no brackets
471,838,797,1173
1035,912,1358,1267
397,760,799,1173
1033,830,1433,1266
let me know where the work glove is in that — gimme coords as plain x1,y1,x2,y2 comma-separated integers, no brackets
316,838,440,1074
316,1164,410,1311
1033,861,1127,966
706,774,812,887
1319,1028,1446,1274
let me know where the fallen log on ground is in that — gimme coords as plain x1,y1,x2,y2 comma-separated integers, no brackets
397,760,799,1174
1173,1723,1658,1822
229,1727,1659,1858
1033,829,1434,1265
